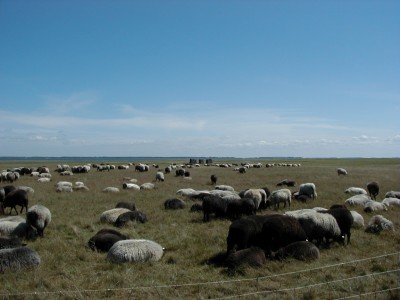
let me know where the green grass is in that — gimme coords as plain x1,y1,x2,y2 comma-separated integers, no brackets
1,158,399,299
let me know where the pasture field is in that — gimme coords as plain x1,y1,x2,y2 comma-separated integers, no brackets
1,158,399,299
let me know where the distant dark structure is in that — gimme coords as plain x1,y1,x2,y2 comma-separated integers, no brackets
206,158,213,164
189,158,197,164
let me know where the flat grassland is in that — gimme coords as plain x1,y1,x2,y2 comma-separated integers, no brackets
1,158,399,299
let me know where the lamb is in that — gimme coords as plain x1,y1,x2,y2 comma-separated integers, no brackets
350,211,365,228
384,191,400,199
273,241,320,261
164,198,186,210
226,198,256,220
114,211,148,227
88,229,128,252
0,247,41,272
269,189,291,209
107,239,164,263
225,247,266,269
345,194,371,207
0,236,24,249
210,175,217,185
100,208,131,224
367,181,379,199
122,183,140,190
299,183,317,199
140,183,155,190
365,215,394,234
115,201,136,211
337,168,348,176
26,205,51,237
243,189,267,210
103,187,120,193
1,189,28,215
382,197,400,208
345,187,368,195
215,185,235,192
155,172,165,182
363,200,388,213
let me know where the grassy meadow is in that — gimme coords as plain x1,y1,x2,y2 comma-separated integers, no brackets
0,158,399,299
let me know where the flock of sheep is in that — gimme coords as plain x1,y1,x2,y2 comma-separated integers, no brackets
0,161,398,275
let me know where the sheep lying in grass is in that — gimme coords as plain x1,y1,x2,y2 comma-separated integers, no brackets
225,247,266,269
88,229,128,252
363,200,388,213
0,236,24,249
107,239,164,263
0,219,38,240
37,178,51,183
114,211,148,227
382,197,400,208
100,208,131,224
350,211,365,228
385,191,400,199
140,183,155,190
164,198,186,210
215,185,235,192
122,183,140,190
273,241,320,261
345,194,370,207
365,215,394,234
115,201,136,211
345,187,367,195
337,168,347,176
0,247,41,272
26,205,51,237
103,187,120,193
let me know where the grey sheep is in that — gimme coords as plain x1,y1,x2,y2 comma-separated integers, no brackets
273,241,320,261
0,247,41,272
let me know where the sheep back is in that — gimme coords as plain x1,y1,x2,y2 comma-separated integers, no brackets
107,239,163,263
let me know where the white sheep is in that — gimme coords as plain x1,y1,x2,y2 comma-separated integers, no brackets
269,189,291,209
56,185,73,192
75,181,84,187
382,197,400,208
0,220,37,240
103,187,120,193
30,172,40,177
345,194,371,206
176,188,197,198
56,181,72,187
243,189,267,209
337,168,348,175
312,207,328,212
140,183,155,190
215,185,235,192
100,208,131,224
38,173,52,178
299,183,317,199
366,215,394,233
155,172,165,182
37,178,51,183
107,239,164,263
122,183,140,190
0,247,41,272
345,187,368,195
73,185,89,191
384,191,400,199
26,205,51,237
16,186,34,194
350,211,364,228
363,200,388,213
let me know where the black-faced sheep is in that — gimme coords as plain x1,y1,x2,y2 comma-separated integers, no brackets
164,198,185,210
210,174,217,185
345,194,371,207
226,198,256,220
365,215,394,234
321,207,353,244
1,189,28,215
88,229,128,252
115,201,136,211
26,205,51,237
273,241,320,261
345,187,368,195
156,172,165,182
277,179,296,187
0,219,38,240
385,191,400,199
114,211,148,227
363,200,388,213
107,239,164,263
225,247,266,269
299,183,317,199
0,247,41,272
202,195,229,222
337,168,348,176
100,208,131,224
122,183,140,190
175,169,185,177
367,181,379,199
238,167,246,174
382,197,400,208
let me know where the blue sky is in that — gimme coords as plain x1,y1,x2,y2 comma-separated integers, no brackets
0,1,399,157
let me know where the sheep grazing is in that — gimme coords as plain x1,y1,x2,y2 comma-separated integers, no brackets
243,189,267,210
226,198,256,220
238,167,246,174
114,211,148,227
350,211,365,228
0,220,38,240
26,205,51,237
337,168,348,176
365,215,394,234
273,241,320,261
269,189,291,210
100,208,131,224
210,174,217,185
175,169,185,177
363,200,388,213
103,187,120,193
190,203,203,212
385,191,400,199
225,247,266,269
210,190,240,201
345,194,371,207
0,236,24,249
367,181,379,199
164,198,186,210
1,189,29,215
122,183,140,190
215,185,235,192
56,185,73,193
37,177,51,183
140,183,155,190
259,214,307,254
0,247,41,272
155,172,165,182
164,166,172,174
382,197,400,208
345,187,368,195
299,183,317,199
56,181,72,188
202,195,229,222
107,239,164,263
16,186,34,195
322,207,353,244
276,179,296,187
88,229,128,252
176,188,197,198
115,201,136,211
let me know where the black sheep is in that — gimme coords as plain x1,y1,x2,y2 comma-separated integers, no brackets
226,198,256,220
202,195,228,222
164,198,186,210
115,201,136,211
322,207,354,244
175,169,185,177
225,247,266,269
273,241,320,261
88,229,128,252
190,203,203,212
0,236,24,249
184,171,191,177
259,214,307,254
367,181,379,199
2,189,28,214
114,211,148,227
210,174,217,185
